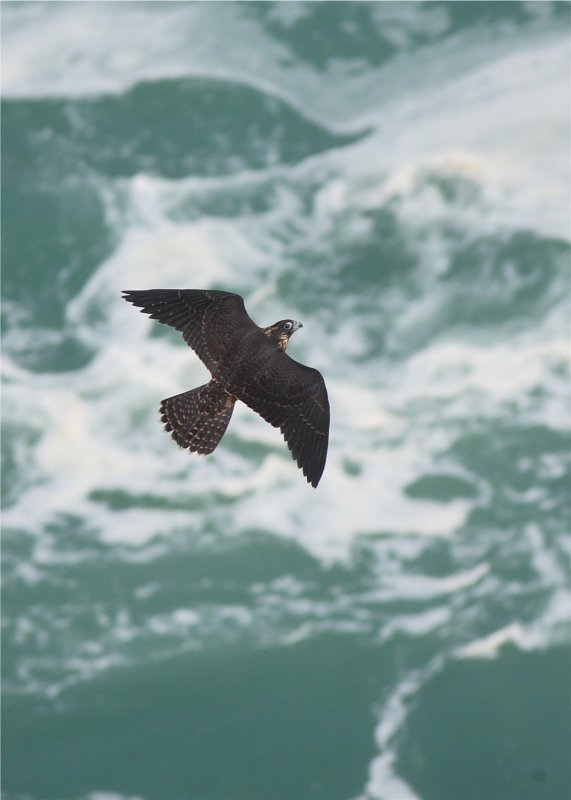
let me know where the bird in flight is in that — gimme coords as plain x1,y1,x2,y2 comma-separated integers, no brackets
122,289,329,487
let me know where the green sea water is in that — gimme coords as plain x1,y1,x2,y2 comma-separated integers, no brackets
2,3,571,799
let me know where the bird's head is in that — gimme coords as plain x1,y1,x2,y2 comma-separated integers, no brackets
263,319,303,351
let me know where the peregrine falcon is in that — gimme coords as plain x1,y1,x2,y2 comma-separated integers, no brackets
122,289,329,487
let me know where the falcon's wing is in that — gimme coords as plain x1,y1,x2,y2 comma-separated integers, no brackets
122,289,257,372
232,352,330,487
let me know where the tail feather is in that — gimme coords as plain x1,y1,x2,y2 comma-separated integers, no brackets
160,381,235,455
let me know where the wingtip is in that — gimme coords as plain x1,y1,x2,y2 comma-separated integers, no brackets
305,466,323,488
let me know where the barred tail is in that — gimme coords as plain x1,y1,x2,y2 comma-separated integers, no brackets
160,381,235,455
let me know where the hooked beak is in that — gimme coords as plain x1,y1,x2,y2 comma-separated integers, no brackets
292,321,303,332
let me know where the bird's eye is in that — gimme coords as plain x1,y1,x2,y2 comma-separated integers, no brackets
283,321,293,331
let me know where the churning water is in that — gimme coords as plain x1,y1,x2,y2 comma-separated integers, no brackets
2,3,571,799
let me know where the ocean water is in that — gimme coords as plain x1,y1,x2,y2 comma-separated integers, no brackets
2,3,571,799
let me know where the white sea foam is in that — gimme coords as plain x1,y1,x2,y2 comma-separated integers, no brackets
3,16,570,800
457,622,542,659
381,606,451,639
356,662,446,800
338,35,571,240
373,562,490,604
4,142,568,563
1,1,346,133
457,587,571,660
85,793,146,800
360,577,571,800
2,4,567,581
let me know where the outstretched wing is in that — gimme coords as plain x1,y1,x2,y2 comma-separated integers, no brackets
232,351,330,488
122,289,257,372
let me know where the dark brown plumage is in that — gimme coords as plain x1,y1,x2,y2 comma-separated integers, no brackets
122,289,329,487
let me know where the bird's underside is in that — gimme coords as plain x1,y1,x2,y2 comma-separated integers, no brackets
122,288,329,487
